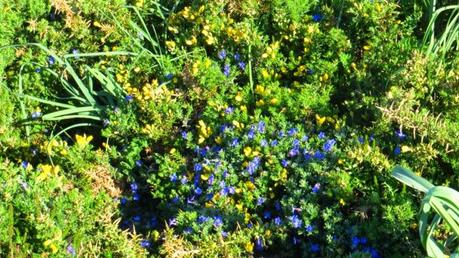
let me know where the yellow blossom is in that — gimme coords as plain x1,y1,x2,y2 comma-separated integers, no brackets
185,36,197,46
244,146,252,157
75,134,93,148
245,241,254,252
339,199,346,206
235,92,243,102
37,164,60,181
315,114,326,126
165,40,176,51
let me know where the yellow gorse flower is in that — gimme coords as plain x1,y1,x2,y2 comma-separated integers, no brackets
37,164,60,181
75,134,93,148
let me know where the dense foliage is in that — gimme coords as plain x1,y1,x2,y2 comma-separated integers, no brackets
0,0,458,257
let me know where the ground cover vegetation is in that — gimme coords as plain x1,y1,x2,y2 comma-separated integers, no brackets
0,0,459,257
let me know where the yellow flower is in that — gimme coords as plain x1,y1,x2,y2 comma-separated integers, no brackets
339,199,346,206
244,146,252,157
37,164,60,181
255,85,265,95
185,36,197,46
75,134,93,148
401,145,412,153
165,40,176,51
235,92,243,102
43,240,58,254
315,114,326,126
245,242,254,253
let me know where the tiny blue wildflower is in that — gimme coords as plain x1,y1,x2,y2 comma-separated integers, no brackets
120,197,128,205
21,161,29,169
360,237,368,245
194,163,203,172
270,140,278,146
396,129,406,140
248,127,255,139
394,145,401,155
218,49,226,60
183,227,193,234
274,217,282,226
318,131,326,139
165,73,174,80
135,160,143,167
223,64,230,77
358,136,365,144
278,131,285,138
247,222,253,228
323,139,336,152
172,196,180,203
181,131,188,139
225,106,234,114
263,210,271,219
133,215,141,222
103,119,110,127
125,95,134,102
314,150,325,160
133,193,140,201
34,67,41,73
307,68,314,75
170,173,178,182
181,176,188,185
47,56,55,65
260,139,268,147
231,138,239,147
168,217,177,226
290,215,302,228
312,13,323,22
72,48,79,58
130,182,138,192
288,128,298,136
222,231,228,238
312,183,321,193
310,243,320,253
281,159,288,167
255,237,263,251
208,174,215,185
257,121,266,133
31,111,42,119
351,236,360,248
67,244,76,255
213,216,223,227
238,61,246,70
257,197,265,206
234,53,241,61
274,201,282,211
198,215,209,224
306,224,314,233
195,187,203,195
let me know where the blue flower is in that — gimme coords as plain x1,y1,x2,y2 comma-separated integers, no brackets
306,224,314,233
184,227,193,234
318,131,326,139
360,237,368,245
270,140,278,146
47,56,55,65
231,138,239,147
194,163,203,172
238,61,246,70
234,53,241,61
290,215,302,228
222,231,228,238
323,139,336,152
195,187,203,195
31,111,42,119
278,131,285,138
198,215,209,224
170,173,178,182
213,216,223,227
255,237,263,251
34,67,42,73
351,236,360,248
260,139,268,147
72,48,79,57
288,128,298,136
310,243,320,253
125,95,134,102
307,68,314,75
133,193,140,201
394,145,401,155
169,217,177,226
312,183,321,193
289,148,299,157
281,159,288,167
181,131,188,139
130,182,138,192
165,73,174,80
257,197,265,206
274,201,282,211
120,197,128,205
274,217,282,226
263,210,271,219
21,161,29,169
208,174,215,185
133,215,141,222
225,106,234,114
223,64,230,77
171,196,180,204
314,150,325,160
181,176,188,185
257,121,266,133
358,136,365,144
312,13,323,22
67,244,76,255
135,160,143,167
218,49,226,60
248,127,255,139
396,129,406,140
